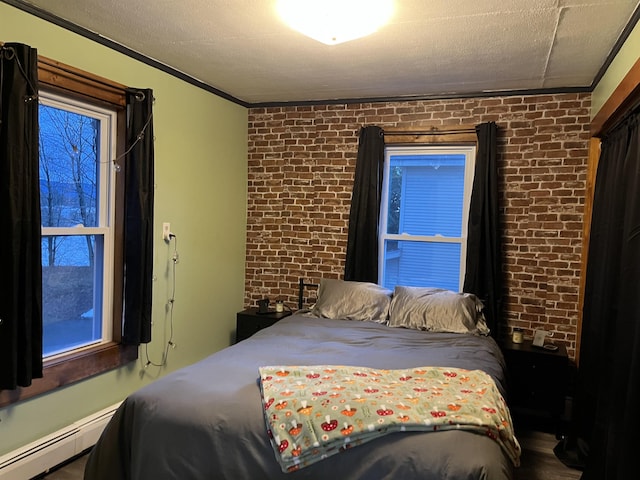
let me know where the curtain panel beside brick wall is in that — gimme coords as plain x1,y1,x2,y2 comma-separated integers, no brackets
344,126,385,283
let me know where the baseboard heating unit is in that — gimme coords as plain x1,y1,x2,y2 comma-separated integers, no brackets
0,402,121,479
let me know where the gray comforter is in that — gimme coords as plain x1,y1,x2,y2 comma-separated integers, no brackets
84,314,514,479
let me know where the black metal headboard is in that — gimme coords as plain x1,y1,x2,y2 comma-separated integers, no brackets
298,278,319,310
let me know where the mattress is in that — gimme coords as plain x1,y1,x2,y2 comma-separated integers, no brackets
84,314,516,479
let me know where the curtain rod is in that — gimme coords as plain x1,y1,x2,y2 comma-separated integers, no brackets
382,128,477,136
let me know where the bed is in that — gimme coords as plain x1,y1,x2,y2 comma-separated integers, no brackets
84,279,520,479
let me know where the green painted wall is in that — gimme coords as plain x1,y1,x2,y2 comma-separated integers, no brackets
0,3,248,455
592,19,640,117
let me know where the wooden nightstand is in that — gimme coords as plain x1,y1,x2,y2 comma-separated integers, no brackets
235,307,292,343
502,339,568,432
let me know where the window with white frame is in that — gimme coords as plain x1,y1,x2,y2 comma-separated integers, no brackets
378,145,476,292
39,91,117,358
0,56,136,408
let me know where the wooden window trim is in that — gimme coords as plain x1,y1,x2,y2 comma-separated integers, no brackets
0,57,134,408
38,55,127,108
578,58,640,364
591,57,640,137
576,138,601,365
383,125,478,145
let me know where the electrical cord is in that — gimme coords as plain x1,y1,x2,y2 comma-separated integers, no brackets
282,302,293,312
144,234,178,368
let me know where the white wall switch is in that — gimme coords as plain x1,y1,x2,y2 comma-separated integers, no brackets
162,222,171,241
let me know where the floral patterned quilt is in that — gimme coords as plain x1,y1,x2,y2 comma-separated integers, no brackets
259,364,521,473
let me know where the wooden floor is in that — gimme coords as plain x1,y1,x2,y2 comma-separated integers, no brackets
514,430,582,480
36,429,581,480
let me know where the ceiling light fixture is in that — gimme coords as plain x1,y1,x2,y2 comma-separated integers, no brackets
276,0,394,46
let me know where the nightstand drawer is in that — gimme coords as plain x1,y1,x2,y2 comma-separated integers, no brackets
236,307,292,343
238,316,278,338
502,339,568,421
508,376,564,412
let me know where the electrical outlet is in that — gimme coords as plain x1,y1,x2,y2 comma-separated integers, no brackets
162,222,171,241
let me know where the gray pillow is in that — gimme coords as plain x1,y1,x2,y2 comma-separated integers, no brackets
310,278,392,323
388,286,490,335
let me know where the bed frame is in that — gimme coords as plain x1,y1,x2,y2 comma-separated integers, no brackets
297,278,318,310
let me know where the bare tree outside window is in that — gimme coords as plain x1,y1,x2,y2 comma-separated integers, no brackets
39,102,104,357
40,105,98,263
0,56,133,408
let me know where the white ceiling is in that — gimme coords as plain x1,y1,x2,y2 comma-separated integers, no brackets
13,0,640,105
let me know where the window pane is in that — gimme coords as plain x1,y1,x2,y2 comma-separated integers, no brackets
387,154,465,236
39,104,99,228
42,235,103,357
382,240,460,291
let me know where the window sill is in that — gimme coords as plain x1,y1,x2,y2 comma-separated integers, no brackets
0,343,137,407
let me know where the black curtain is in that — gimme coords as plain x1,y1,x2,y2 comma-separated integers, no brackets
566,106,640,479
0,43,43,389
344,126,385,283
463,122,501,337
122,89,154,345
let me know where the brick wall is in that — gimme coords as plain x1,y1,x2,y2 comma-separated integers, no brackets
246,93,591,361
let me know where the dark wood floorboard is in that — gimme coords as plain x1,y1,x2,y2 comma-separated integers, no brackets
514,430,582,480
38,429,581,479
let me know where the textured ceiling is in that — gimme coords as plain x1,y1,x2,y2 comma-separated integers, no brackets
12,0,640,105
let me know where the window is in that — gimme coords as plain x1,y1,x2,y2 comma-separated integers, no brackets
0,56,137,408
379,145,476,291
39,92,116,358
